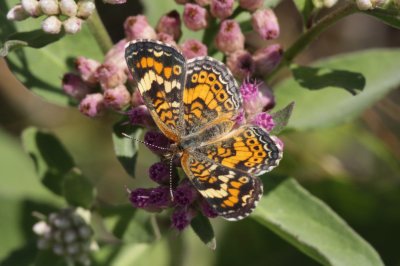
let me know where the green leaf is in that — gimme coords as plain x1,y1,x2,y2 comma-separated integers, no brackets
1,30,65,57
291,65,366,95
274,49,400,130
2,0,103,106
112,122,142,178
190,214,216,250
252,175,384,266
22,127,75,195
270,101,295,135
364,7,400,29
62,168,96,208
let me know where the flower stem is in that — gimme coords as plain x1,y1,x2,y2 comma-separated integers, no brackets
268,3,358,82
87,10,114,55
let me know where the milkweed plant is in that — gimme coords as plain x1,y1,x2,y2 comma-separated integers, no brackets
1,0,399,265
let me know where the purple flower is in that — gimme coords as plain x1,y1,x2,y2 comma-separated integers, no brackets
95,63,127,90
226,50,255,80
144,130,171,154
210,0,234,20
183,3,208,31
180,39,208,59
156,10,182,41
253,44,283,76
200,200,218,218
131,89,144,107
149,162,170,184
124,15,157,40
127,105,155,128
239,0,263,11
75,56,100,87
234,109,246,127
62,73,90,100
215,19,245,54
129,186,171,211
103,85,131,110
240,79,275,115
251,8,280,40
251,112,275,132
174,181,197,206
171,208,194,231
79,93,105,118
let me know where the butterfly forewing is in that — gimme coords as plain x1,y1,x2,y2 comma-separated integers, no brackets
125,40,186,141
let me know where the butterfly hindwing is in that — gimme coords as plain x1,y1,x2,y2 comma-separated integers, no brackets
125,40,186,141
195,125,283,176
181,151,263,221
182,57,242,136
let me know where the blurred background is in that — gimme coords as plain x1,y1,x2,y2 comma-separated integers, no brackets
0,0,399,265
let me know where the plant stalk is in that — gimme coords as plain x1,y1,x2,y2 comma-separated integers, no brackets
87,10,114,55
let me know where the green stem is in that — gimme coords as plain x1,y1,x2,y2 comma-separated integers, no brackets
86,10,114,54
268,3,358,82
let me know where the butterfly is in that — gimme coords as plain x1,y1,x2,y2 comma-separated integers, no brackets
125,40,282,221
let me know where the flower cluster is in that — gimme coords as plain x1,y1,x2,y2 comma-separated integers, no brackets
7,0,95,34
33,208,97,266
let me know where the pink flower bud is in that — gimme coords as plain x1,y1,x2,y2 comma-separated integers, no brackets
156,10,182,41
59,0,77,16
62,73,90,100
104,39,128,74
252,8,280,40
195,0,211,6
95,63,127,90
180,39,207,59
253,44,283,76
63,17,83,34
103,0,126,4
239,0,263,11
7,5,29,21
103,85,131,110
124,15,157,40
210,0,234,19
251,112,275,132
75,56,100,86
183,3,208,31
39,0,59,15
226,50,255,80
21,0,42,17
215,19,245,54
79,93,105,117
42,16,62,34
157,32,177,47
77,0,95,19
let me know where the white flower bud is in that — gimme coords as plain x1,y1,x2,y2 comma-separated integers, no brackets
37,238,50,249
66,243,80,254
323,0,338,8
78,226,91,239
77,0,95,19
40,0,59,15
33,221,51,235
42,16,62,34
59,0,77,16
7,5,29,21
356,0,373,9
53,243,65,255
63,17,83,34
21,0,42,17
64,229,77,243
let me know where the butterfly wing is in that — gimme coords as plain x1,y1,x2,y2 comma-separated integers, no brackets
195,125,283,176
125,40,186,141
182,57,242,137
181,151,263,221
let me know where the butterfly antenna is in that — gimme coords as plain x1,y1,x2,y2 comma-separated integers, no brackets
121,133,170,151
169,155,174,202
